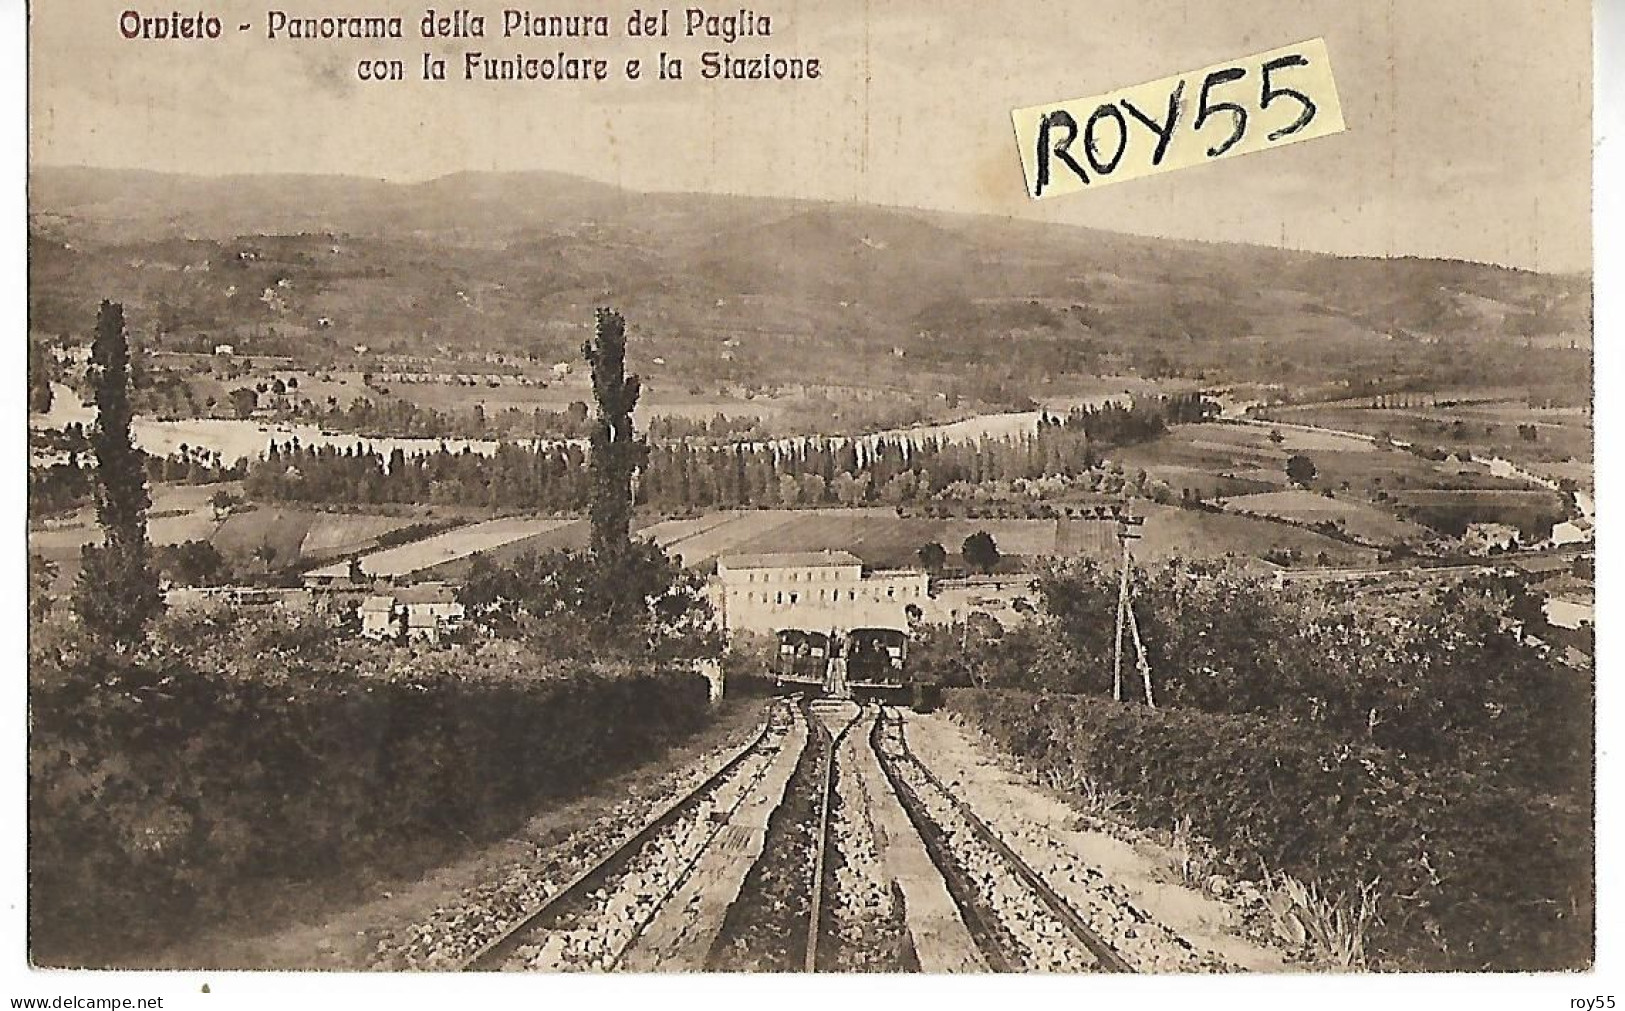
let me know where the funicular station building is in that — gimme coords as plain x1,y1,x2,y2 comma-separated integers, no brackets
711,550,927,636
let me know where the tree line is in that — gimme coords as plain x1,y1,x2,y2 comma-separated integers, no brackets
240,397,1201,511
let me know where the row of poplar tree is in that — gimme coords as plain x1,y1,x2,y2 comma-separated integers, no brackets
240,397,1207,511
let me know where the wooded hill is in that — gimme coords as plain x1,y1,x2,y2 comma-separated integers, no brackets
29,167,1592,400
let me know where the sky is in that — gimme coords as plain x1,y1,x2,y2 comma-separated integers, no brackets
29,0,1593,272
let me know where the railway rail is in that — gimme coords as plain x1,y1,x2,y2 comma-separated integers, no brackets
704,697,862,971
459,698,797,971
805,699,864,971
455,694,1161,974
872,708,1136,973
802,701,838,970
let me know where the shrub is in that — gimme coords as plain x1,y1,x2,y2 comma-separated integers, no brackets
947,689,1592,970
29,610,713,964
1020,561,1588,787
961,530,1000,573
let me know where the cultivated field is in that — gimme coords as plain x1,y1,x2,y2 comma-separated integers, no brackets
627,505,1371,570
29,490,442,588
417,518,595,579
1115,416,1571,550
1135,505,1377,567
643,510,805,567
31,501,217,567
1392,488,1569,539
295,513,431,560
1263,402,1592,467
306,515,577,579
1220,489,1431,545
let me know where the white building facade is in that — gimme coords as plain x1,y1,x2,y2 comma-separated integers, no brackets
712,550,928,636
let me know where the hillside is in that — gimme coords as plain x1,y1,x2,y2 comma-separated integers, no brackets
28,166,1592,400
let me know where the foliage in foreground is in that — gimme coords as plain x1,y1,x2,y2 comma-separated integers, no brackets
456,541,721,662
28,609,713,964
919,560,1587,790
917,560,1592,969
947,689,1592,971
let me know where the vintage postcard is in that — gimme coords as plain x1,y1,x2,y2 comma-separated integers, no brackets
21,0,1599,995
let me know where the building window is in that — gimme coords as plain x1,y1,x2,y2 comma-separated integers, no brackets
790,592,799,604
776,591,783,604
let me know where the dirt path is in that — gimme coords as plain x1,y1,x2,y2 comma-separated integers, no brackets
902,709,1293,972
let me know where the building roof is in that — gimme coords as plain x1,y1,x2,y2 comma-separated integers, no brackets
717,550,862,570
361,595,396,613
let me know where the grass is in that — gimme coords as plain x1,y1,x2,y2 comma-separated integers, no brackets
1137,505,1378,567
1074,776,1133,821
1261,870,1383,970
1165,814,1210,889
1032,762,1134,821
1221,490,1430,545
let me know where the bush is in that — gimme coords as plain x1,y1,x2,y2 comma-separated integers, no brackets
720,629,780,697
29,610,713,963
1020,561,1587,787
946,689,1592,971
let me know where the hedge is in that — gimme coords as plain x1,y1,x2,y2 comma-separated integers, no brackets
29,635,712,965
946,689,1592,971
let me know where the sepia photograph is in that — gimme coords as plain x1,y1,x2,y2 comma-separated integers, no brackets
17,0,1607,994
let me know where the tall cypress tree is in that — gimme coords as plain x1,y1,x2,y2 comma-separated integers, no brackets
581,308,646,561
72,301,162,646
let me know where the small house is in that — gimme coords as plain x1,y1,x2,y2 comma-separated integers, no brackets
398,583,465,643
360,594,399,639
1463,522,1520,555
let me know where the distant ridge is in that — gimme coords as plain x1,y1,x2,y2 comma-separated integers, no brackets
27,165,1592,394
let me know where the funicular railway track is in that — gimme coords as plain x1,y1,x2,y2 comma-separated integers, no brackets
802,700,842,971
459,698,799,972
872,708,1136,973
458,690,1145,974
704,697,863,971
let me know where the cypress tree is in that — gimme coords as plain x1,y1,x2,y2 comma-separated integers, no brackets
72,301,162,646
581,308,646,560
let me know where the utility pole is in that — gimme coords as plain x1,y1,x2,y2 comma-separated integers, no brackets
1110,506,1154,707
